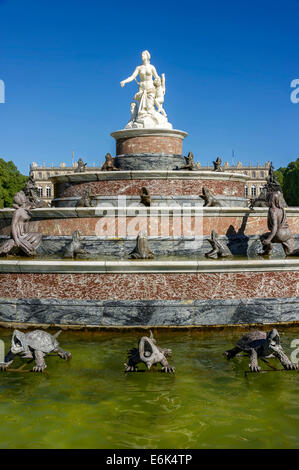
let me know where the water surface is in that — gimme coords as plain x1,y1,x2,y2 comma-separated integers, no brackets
0,328,299,449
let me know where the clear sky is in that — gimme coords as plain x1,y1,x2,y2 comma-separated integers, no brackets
0,0,298,174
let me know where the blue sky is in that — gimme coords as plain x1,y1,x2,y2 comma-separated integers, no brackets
0,0,298,174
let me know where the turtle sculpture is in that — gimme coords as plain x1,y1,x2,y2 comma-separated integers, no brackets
0,329,72,373
125,331,175,373
224,328,298,372
205,230,232,258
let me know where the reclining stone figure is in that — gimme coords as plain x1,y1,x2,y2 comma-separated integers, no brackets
0,191,42,257
259,191,299,256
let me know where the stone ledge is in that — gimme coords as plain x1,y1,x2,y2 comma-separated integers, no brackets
50,170,249,184
0,258,299,274
111,128,188,140
3,206,299,219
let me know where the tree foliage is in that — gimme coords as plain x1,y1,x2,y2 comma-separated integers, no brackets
274,158,299,206
0,158,28,208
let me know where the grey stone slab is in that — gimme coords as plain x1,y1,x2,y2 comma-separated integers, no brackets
230,299,281,324
0,297,298,326
194,299,239,325
0,299,17,322
102,300,194,326
114,154,185,171
280,298,299,322
16,298,104,325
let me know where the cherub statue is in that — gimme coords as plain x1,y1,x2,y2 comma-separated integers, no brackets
154,74,167,117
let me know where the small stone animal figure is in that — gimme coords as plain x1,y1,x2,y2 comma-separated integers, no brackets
101,153,119,171
249,187,268,208
140,187,151,207
179,151,195,171
74,158,87,173
0,329,71,373
125,330,174,373
224,329,297,372
212,156,223,172
205,230,232,258
63,230,85,258
200,187,221,207
76,188,94,207
129,231,154,259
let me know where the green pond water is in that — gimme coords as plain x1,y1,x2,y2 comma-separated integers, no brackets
1,327,299,449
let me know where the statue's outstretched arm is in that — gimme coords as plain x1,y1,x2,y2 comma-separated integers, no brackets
120,67,139,87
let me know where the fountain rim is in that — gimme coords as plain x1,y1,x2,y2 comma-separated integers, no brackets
48,170,249,184
0,258,298,274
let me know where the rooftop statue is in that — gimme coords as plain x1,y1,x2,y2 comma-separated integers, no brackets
120,50,173,129
74,158,87,173
213,156,223,172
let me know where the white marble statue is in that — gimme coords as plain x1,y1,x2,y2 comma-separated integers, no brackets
120,50,172,129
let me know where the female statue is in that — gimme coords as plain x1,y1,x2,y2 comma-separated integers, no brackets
260,191,295,256
121,50,158,114
0,191,42,256
120,51,172,129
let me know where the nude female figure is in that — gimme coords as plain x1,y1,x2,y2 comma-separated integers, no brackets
120,50,159,113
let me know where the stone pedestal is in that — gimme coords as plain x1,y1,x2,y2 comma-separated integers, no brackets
111,128,188,170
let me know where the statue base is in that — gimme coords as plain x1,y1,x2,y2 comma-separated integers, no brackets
111,128,188,171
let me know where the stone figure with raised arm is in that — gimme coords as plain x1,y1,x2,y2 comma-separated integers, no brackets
120,50,172,129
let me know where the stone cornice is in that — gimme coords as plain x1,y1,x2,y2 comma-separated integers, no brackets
49,170,248,184
0,258,298,274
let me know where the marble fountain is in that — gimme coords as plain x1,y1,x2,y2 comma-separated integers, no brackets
0,50,298,329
